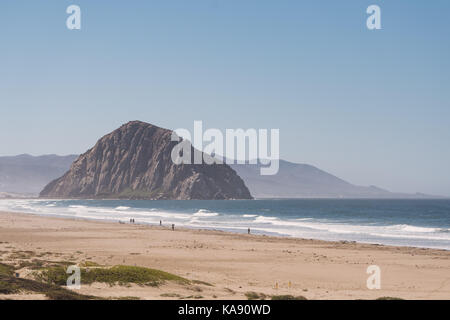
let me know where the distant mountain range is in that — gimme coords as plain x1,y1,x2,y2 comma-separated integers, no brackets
0,154,77,195
0,146,442,199
230,160,440,199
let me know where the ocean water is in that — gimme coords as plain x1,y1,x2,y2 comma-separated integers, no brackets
1,199,449,250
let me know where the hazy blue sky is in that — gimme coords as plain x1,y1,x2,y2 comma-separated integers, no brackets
1,1,449,196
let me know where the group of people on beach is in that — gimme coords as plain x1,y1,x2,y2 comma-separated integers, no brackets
126,218,252,234
127,218,175,230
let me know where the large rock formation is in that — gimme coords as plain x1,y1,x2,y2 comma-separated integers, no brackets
40,121,252,200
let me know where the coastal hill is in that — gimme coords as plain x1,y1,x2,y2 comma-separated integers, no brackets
39,121,252,200
230,160,440,199
0,154,77,195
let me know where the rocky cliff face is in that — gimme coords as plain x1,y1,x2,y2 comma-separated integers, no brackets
40,121,252,200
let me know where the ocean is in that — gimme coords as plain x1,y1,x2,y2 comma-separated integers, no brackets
1,199,449,250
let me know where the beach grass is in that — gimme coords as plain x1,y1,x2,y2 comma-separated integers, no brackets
37,265,190,287
0,262,98,299
79,261,103,267
161,293,182,298
17,259,75,270
182,295,203,299
0,263,15,277
245,291,267,300
376,296,404,300
8,251,36,260
192,280,213,287
0,276,99,299
271,294,307,300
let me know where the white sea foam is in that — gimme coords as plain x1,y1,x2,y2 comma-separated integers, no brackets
115,206,130,211
254,216,279,223
69,205,88,209
390,224,439,233
193,210,219,217
250,217,450,241
369,232,450,241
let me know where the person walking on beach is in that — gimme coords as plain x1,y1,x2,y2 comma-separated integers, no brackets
172,224,175,231
248,228,251,234
160,220,162,226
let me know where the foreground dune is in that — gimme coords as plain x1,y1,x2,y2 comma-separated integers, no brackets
0,211,449,300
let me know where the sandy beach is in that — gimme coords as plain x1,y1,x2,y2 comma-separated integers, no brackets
0,210,449,300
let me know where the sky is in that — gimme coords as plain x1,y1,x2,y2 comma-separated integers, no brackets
1,0,449,196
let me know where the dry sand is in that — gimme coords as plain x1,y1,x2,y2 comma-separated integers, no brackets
0,211,449,300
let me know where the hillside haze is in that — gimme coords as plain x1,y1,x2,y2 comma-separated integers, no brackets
0,139,439,199
230,160,438,199
0,154,77,195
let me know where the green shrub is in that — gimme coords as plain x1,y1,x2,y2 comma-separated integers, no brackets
245,292,266,300
271,295,307,300
0,272,98,299
0,263,15,277
376,296,404,300
38,265,190,287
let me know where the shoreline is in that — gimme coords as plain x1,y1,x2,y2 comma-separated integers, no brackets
3,208,450,252
1,210,449,300
1,203,449,251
